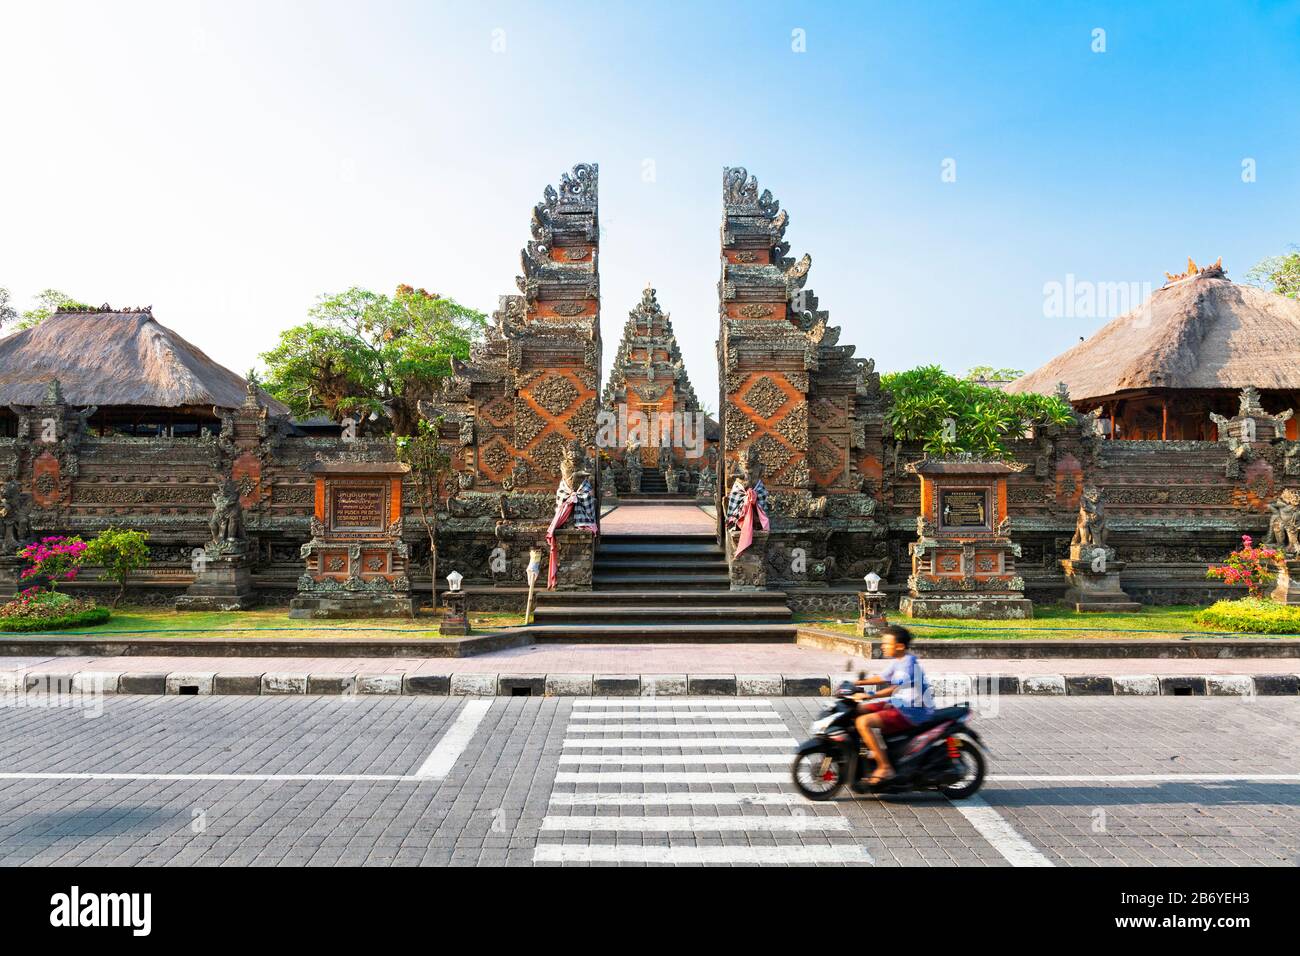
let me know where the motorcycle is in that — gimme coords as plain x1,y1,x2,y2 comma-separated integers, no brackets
791,678,987,800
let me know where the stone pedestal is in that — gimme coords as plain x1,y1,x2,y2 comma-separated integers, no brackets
0,555,22,600
440,589,469,635
289,461,414,619
176,548,256,612
857,591,886,636
726,529,768,591
550,528,595,591
1061,545,1140,612
1271,558,1300,605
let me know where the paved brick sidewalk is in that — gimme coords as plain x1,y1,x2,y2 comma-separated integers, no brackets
1,643,1297,677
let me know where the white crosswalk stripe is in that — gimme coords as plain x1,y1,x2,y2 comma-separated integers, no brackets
535,699,873,866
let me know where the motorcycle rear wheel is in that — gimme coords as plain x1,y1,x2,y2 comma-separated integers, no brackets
791,748,845,801
937,733,986,799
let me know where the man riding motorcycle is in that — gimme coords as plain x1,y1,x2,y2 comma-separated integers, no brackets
853,624,934,786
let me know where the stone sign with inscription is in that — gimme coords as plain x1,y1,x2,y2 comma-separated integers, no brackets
289,461,413,618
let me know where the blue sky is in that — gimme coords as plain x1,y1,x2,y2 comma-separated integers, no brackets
2,0,1298,404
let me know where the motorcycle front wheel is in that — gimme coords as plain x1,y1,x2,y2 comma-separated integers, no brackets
791,747,845,801
938,733,986,799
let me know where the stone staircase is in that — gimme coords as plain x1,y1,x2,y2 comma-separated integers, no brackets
624,468,688,501
529,531,795,642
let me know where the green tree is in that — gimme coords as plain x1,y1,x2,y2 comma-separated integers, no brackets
19,289,91,329
881,365,1074,458
964,366,1024,382
260,285,486,435
83,528,151,607
0,288,16,328
1246,248,1300,299
395,417,452,611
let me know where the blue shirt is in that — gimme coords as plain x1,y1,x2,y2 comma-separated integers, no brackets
881,653,935,723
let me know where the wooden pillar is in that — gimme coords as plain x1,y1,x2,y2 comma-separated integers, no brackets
1161,399,1168,441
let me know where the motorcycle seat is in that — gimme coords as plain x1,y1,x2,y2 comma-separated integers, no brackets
913,704,969,730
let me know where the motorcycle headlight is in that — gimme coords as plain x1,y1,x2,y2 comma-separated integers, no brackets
810,713,835,734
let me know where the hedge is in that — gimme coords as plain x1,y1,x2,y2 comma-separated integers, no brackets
0,606,112,632
1192,598,1300,635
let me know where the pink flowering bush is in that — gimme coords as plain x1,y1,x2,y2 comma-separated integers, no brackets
1206,535,1281,599
17,535,87,592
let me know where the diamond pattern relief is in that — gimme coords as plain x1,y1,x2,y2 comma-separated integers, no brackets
749,433,792,475
481,395,513,427
725,404,755,444
530,374,580,417
808,436,843,476
514,400,547,448
774,402,808,446
742,376,788,419
810,397,845,426
481,439,514,476
530,432,569,479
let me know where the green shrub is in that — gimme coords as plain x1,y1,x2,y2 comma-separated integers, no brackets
1193,598,1300,634
0,606,111,632
0,589,110,631
83,527,150,606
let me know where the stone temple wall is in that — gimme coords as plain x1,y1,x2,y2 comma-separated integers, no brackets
2,162,1295,611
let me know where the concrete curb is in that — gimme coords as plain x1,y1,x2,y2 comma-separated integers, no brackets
3,671,1298,697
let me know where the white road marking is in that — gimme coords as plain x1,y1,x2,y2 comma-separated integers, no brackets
556,771,789,784
0,772,416,782
548,792,809,806
990,774,1300,783
540,814,850,832
562,737,797,748
533,845,874,864
414,699,493,779
565,723,788,733
558,754,790,765
571,700,775,708
953,795,1054,867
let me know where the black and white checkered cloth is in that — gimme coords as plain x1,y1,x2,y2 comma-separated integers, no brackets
726,478,768,526
557,479,598,530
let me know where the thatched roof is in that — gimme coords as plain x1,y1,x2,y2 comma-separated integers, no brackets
0,308,289,414
1008,268,1300,403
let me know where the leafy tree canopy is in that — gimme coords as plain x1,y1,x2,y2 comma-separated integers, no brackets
881,365,1074,458
1246,248,1300,299
260,285,486,435
0,288,91,331
964,365,1024,382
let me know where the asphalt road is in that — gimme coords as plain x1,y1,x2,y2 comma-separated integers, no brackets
0,694,1296,866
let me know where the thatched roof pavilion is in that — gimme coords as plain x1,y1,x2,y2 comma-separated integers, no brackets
1007,261,1300,440
0,306,288,435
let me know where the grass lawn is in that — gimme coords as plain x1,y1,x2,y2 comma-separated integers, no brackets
28,607,528,638
793,605,1297,639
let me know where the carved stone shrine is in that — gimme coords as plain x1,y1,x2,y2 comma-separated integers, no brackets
289,461,413,618
899,455,1033,619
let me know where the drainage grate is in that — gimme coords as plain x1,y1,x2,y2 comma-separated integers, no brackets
179,685,199,695
1171,686,1192,696
510,686,532,697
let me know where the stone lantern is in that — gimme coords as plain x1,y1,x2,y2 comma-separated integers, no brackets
858,571,887,637
440,570,469,636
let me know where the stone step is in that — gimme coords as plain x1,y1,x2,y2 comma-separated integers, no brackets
536,589,788,605
592,574,733,590
595,558,731,572
598,542,722,557
521,623,797,643
532,604,793,623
